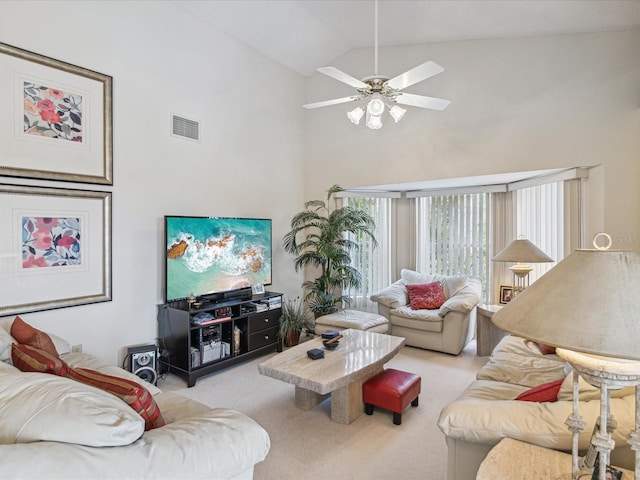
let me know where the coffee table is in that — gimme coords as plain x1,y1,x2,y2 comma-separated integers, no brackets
258,329,405,424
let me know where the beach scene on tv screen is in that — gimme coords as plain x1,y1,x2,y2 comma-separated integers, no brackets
166,217,271,301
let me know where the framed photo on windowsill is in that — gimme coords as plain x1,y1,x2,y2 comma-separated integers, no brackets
499,285,514,304
0,183,112,316
0,42,112,184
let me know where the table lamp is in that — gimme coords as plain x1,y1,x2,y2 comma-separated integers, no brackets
492,233,640,480
492,238,554,295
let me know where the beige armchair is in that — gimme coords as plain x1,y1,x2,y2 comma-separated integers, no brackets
370,269,482,355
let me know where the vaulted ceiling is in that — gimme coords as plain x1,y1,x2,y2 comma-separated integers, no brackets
176,0,640,76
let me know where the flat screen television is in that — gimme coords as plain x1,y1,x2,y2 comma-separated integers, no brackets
164,216,272,303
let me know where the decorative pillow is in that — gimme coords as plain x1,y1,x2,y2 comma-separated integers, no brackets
0,370,144,446
401,269,435,285
0,327,16,363
10,316,59,357
406,282,446,310
11,344,69,376
515,378,563,402
66,367,165,431
536,343,557,355
370,280,408,308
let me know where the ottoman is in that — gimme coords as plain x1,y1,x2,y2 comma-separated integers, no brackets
363,368,421,425
314,309,389,335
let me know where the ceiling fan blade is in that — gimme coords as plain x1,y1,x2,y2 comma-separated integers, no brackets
317,67,368,89
386,61,445,91
395,92,451,111
303,96,361,109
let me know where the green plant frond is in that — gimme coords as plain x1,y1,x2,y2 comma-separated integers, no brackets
303,199,327,212
294,252,326,271
290,210,326,228
326,184,344,200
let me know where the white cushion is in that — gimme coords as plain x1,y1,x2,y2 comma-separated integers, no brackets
557,371,635,402
0,327,16,363
0,370,144,446
477,336,567,388
400,269,467,298
315,309,389,331
369,280,408,308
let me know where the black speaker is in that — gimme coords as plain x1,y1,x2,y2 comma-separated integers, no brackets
127,344,158,385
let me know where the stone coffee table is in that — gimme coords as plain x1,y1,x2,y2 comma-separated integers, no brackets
258,328,405,424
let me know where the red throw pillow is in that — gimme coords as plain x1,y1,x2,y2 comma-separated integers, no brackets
66,367,165,431
406,282,446,310
10,316,59,357
11,343,69,376
515,379,564,402
536,343,557,355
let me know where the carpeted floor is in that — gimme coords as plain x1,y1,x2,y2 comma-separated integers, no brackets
159,338,487,480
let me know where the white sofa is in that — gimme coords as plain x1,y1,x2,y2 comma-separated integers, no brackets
437,335,635,480
370,269,482,355
0,321,270,480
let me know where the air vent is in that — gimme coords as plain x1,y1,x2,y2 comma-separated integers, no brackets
171,114,200,142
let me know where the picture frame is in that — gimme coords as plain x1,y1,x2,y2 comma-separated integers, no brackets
591,456,623,480
499,285,514,304
0,42,112,185
0,183,112,316
252,283,265,296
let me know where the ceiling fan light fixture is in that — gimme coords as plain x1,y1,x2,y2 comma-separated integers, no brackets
365,113,383,130
389,105,406,123
347,106,365,125
367,98,385,116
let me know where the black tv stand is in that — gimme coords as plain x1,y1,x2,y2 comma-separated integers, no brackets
157,291,282,387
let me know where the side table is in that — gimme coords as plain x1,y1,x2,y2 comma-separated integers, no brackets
477,438,633,480
475,304,506,356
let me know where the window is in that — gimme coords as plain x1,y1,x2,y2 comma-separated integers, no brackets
415,193,490,301
343,196,393,312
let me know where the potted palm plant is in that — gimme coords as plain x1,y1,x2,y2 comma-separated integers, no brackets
279,296,313,347
283,185,378,317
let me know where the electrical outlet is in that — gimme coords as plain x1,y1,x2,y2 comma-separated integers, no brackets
71,344,82,353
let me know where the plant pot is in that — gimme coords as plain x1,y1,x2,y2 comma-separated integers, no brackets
286,330,301,347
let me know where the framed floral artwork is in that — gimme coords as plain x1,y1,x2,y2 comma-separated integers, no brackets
0,42,112,185
0,183,112,315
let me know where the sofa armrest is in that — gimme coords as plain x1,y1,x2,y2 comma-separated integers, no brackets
438,278,482,316
0,406,271,480
437,380,636,451
370,280,407,309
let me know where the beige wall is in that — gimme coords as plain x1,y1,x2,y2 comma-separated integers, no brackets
305,30,640,257
0,1,306,363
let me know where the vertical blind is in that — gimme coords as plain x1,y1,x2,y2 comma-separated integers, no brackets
416,193,490,300
344,196,393,312
514,181,563,280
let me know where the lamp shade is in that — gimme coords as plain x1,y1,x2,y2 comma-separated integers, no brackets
492,239,553,263
492,248,640,361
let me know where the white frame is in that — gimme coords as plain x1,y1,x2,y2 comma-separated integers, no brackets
252,283,265,296
0,183,111,315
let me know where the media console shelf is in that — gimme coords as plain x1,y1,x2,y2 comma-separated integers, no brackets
158,291,282,387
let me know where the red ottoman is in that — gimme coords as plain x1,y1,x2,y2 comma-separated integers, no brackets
363,368,421,425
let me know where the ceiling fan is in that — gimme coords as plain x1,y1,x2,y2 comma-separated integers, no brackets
303,0,450,129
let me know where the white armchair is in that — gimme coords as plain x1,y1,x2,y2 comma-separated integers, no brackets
370,269,482,355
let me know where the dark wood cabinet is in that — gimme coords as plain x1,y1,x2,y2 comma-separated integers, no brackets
158,292,282,387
